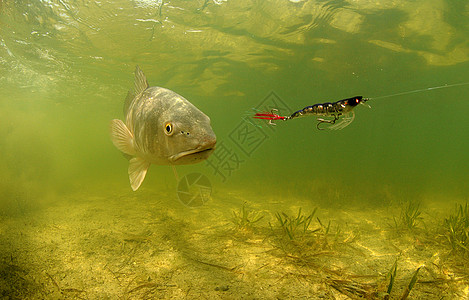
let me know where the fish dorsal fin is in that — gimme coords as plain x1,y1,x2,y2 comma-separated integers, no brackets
128,157,151,191
134,65,149,96
109,119,136,156
123,66,149,115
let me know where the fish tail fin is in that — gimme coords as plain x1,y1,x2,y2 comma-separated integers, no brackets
110,119,136,156
129,157,151,191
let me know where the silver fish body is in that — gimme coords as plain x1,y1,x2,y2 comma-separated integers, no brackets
110,66,216,191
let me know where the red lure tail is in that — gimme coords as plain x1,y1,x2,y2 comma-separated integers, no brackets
253,112,287,121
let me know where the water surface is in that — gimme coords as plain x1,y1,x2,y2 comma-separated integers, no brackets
1,0,469,298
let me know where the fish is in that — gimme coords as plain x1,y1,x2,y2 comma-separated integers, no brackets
110,66,216,191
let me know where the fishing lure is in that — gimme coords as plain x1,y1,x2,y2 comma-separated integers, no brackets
253,82,469,130
254,96,369,130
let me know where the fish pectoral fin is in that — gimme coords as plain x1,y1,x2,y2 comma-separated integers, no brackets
128,157,151,191
110,119,136,156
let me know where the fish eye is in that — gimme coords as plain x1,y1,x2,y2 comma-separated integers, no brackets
164,122,173,135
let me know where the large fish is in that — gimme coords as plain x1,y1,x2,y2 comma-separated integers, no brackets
110,66,216,191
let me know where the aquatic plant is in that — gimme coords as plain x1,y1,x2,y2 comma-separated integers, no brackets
271,207,357,258
382,259,421,300
444,202,469,254
271,207,350,260
401,267,421,300
275,207,317,241
328,258,422,299
383,259,397,300
394,200,422,230
231,203,264,230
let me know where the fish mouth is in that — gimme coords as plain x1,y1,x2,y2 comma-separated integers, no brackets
170,146,216,163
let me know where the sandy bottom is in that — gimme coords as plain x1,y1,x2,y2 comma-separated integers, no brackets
1,186,468,299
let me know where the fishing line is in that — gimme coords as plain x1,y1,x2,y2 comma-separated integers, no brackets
369,81,469,100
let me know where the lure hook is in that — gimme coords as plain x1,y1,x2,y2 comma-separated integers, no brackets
316,115,339,130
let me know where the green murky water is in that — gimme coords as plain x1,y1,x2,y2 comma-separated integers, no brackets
1,1,469,298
